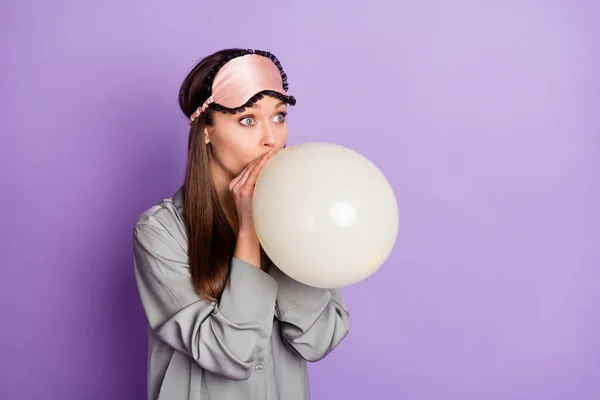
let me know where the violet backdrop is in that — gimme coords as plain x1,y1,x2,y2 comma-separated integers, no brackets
1,1,599,399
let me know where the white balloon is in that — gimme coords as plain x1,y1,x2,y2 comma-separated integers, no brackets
253,142,399,288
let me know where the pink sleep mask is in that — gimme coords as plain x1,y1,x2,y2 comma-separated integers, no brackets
189,51,296,124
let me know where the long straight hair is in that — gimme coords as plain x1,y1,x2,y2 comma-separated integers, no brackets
178,49,239,303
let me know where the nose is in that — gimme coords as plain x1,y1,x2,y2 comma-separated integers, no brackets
260,123,277,148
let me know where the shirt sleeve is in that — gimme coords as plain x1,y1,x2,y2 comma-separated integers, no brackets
133,218,278,381
266,265,350,362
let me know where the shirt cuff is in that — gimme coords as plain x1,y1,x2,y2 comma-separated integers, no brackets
267,265,331,318
218,257,278,324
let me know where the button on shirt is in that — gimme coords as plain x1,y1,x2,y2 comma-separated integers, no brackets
132,187,350,400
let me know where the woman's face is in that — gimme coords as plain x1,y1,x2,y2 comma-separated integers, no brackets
204,95,288,179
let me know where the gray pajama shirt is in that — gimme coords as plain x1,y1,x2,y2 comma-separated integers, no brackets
132,186,350,400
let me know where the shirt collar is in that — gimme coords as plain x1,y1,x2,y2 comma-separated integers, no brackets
172,185,184,216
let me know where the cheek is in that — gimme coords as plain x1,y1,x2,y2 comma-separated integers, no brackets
277,126,289,149
213,134,256,173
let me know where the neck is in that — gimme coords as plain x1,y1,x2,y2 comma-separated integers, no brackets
208,151,239,235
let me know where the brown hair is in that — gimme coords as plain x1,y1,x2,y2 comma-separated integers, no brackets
178,48,294,302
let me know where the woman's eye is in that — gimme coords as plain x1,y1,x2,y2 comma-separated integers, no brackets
240,117,255,126
273,113,286,123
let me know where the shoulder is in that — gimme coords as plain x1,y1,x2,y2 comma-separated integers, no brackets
133,186,187,248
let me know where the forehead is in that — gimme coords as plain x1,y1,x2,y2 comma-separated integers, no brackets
247,96,287,110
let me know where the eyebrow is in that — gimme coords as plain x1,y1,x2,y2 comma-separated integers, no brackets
251,100,287,110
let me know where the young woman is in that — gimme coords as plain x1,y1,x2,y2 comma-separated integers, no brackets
133,48,350,400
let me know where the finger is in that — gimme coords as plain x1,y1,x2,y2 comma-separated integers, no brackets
235,165,255,192
231,151,274,192
230,157,261,191
245,151,274,188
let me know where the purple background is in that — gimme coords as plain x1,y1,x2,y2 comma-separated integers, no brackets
1,1,599,399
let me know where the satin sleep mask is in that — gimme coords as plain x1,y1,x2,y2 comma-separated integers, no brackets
189,51,296,124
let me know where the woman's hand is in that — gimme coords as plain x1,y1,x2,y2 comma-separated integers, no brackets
230,149,275,268
230,149,275,233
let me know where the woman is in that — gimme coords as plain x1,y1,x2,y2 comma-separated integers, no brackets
133,48,350,400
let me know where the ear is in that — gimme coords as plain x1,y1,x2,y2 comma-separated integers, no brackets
203,126,211,144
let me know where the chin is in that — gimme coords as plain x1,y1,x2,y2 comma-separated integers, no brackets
230,163,250,178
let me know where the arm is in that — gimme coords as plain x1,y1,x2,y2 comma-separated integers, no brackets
267,265,350,362
133,218,278,381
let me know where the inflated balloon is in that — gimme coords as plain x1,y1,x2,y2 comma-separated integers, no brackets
253,142,399,288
